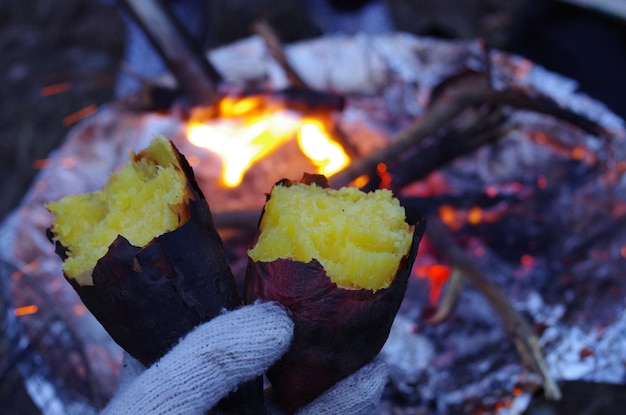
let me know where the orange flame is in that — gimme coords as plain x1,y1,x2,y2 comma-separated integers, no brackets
297,120,349,176
187,111,300,187
186,98,350,187
218,95,265,117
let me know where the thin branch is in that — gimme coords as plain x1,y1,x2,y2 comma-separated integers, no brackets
329,73,491,189
426,218,562,401
120,0,221,106
328,71,605,189
251,18,310,90
426,267,465,325
362,107,508,192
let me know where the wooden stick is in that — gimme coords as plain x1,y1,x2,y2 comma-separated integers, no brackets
362,107,508,192
426,218,562,401
329,73,492,189
251,18,310,90
328,71,605,189
120,0,221,106
426,267,465,324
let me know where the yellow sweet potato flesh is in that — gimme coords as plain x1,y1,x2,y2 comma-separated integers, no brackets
47,136,189,285
248,182,413,291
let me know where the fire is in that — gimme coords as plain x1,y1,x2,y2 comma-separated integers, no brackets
187,111,300,187
218,95,265,116
297,120,349,176
186,97,349,187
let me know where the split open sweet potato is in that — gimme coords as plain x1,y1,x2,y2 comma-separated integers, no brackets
47,138,425,414
245,174,426,413
47,136,240,366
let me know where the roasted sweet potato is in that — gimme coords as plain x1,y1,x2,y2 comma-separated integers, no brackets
47,136,239,365
46,137,264,414
245,174,426,413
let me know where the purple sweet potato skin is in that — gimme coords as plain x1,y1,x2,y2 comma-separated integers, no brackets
52,141,240,366
49,140,266,414
71,198,240,366
245,219,426,413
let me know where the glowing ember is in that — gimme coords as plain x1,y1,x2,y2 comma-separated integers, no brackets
62,104,98,126
439,205,463,230
14,304,39,317
468,206,482,225
41,81,71,97
486,185,498,198
10,260,39,280
415,262,453,306
439,203,507,230
521,254,535,268
424,264,451,306
297,120,349,176
376,163,393,189
571,146,586,160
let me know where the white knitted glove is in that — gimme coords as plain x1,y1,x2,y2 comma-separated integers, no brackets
101,302,293,415
274,357,388,415
102,302,388,415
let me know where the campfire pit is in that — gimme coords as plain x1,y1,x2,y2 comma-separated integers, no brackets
1,31,625,415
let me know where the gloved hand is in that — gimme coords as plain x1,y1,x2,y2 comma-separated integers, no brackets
268,357,388,415
101,302,388,415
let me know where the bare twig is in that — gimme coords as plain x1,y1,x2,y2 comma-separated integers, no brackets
426,267,465,325
329,73,492,189
328,71,605,189
251,18,309,90
120,0,221,106
426,218,562,400
362,107,508,191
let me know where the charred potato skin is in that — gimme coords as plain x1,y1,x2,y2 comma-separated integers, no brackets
48,142,240,367
71,198,239,366
244,176,426,413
